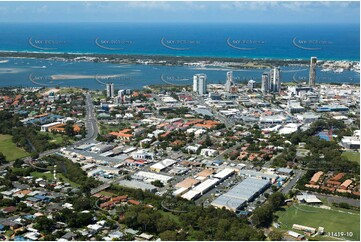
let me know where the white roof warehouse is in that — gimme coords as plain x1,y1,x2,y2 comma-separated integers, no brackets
211,177,270,212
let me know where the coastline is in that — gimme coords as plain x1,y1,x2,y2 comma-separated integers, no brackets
0,51,359,69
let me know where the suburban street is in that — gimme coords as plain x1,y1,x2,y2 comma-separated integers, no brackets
280,169,306,195
306,191,361,207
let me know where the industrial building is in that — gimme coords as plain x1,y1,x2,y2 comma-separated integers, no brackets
132,171,172,184
149,158,177,172
239,169,278,183
211,177,270,212
175,177,200,189
118,180,157,193
181,178,220,201
195,169,214,181
213,168,235,181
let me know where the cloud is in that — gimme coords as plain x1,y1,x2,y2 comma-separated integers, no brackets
126,1,173,11
220,1,358,12
184,1,207,10
36,5,48,13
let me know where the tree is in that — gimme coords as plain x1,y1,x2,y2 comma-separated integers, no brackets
72,196,93,211
13,159,24,168
338,202,350,209
17,202,30,212
159,230,178,241
151,180,164,188
64,123,75,136
33,216,55,233
251,204,273,228
0,152,6,164
269,230,283,241
204,135,212,147
268,192,285,211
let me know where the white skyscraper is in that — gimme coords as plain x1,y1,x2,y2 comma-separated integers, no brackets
193,74,207,95
248,80,256,90
309,56,317,86
261,73,269,94
269,67,281,93
106,83,114,98
225,71,233,93
116,89,125,104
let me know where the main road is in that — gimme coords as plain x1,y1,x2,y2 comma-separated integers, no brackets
28,93,99,160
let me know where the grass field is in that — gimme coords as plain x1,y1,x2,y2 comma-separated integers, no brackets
0,134,30,161
30,171,80,187
341,151,360,164
276,204,360,241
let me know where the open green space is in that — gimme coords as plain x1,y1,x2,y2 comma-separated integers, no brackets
341,151,360,164
30,171,80,187
0,134,30,161
276,204,360,241
46,133,66,145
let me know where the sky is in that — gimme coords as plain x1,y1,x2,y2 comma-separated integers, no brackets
0,1,359,24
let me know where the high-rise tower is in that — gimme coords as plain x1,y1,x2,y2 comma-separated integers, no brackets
309,56,317,86
193,74,207,95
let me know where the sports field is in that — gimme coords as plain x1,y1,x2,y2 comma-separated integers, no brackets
276,204,360,241
0,134,30,161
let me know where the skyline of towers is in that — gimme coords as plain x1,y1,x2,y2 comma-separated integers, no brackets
309,56,317,86
193,73,207,95
260,67,281,94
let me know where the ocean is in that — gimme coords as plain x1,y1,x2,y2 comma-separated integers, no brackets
0,23,359,60
0,23,359,90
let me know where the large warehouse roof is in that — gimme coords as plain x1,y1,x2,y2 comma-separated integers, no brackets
133,171,172,183
214,168,235,180
150,158,177,171
211,177,269,211
175,178,200,189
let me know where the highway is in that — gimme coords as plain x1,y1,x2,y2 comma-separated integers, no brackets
80,93,99,143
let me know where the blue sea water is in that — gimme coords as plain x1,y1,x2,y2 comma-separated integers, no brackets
0,23,359,90
0,23,359,60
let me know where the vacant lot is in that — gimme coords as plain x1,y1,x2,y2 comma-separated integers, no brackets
0,134,29,161
341,151,360,164
276,204,360,241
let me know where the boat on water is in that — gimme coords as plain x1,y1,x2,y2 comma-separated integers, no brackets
334,68,344,73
